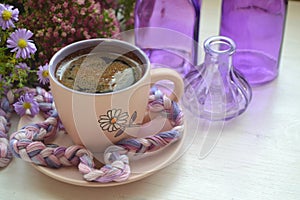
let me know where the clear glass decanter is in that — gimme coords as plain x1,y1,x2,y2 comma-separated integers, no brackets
183,36,252,121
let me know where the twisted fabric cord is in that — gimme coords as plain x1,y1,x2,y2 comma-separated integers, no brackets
8,87,183,183
0,115,12,167
0,90,18,167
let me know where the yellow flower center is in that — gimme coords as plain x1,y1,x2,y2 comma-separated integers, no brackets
110,118,117,124
42,70,49,78
18,39,28,48
2,10,12,21
23,102,32,109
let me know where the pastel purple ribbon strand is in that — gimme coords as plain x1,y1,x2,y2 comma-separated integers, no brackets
0,90,15,168
4,87,183,183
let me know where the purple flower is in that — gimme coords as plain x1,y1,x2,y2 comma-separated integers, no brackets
13,93,39,117
7,28,37,59
37,64,49,85
0,4,19,30
16,63,30,70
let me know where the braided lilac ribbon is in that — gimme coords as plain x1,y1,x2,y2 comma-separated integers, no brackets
4,87,183,183
0,116,12,167
0,90,15,167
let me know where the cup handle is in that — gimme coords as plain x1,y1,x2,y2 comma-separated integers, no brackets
150,68,184,102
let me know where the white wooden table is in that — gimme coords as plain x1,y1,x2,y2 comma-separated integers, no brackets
1,1,300,199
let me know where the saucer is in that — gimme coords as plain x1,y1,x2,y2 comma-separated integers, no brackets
18,113,186,187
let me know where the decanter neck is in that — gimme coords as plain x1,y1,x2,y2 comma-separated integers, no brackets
203,36,236,74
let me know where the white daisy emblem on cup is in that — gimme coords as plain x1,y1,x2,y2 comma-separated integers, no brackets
98,109,129,133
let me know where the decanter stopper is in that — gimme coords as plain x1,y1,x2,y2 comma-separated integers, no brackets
183,36,252,121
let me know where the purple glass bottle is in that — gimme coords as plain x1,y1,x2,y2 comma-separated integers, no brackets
134,0,201,77
220,0,287,86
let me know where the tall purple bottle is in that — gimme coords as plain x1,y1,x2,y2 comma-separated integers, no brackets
134,0,201,77
220,0,287,86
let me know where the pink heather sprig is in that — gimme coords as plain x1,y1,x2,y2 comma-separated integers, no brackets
18,0,121,65
99,0,136,30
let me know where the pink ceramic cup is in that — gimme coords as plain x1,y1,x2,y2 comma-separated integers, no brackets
49,38,184,155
